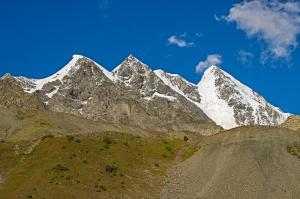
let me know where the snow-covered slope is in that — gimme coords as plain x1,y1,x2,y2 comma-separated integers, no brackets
197,66,290,129
154,66,289,129
2,55,116,94
154,70,201,103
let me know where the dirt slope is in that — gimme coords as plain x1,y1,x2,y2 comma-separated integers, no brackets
161,126,300,199
280,115,300,132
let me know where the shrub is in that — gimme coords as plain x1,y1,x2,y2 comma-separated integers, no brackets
96,185,107,192
67,135,74,141
105,163,118,176
184,136,189,142
165,146,172,152
287,143,300,158
99,185,107,191
103,137,113,145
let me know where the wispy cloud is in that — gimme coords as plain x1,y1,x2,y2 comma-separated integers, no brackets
167,34,194,48
222,0,300,62
196,54,222,74
237,50,254,65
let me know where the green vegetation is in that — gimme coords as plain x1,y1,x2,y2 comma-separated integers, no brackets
287,142,300,158
0,133,193,199
105,162,119,176
15,111,34,121
8,115,62,141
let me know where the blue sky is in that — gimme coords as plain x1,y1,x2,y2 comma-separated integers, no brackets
0,0,299,114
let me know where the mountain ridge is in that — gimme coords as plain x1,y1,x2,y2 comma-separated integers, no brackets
1,54,289,130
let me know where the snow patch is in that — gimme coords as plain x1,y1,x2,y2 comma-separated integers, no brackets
145,92,177,102
154,70,187,97
197,67,237,129
27,55,83,93
45,86,60,98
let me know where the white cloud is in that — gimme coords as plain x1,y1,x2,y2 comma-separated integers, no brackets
167,35,194,48
224,0,300,60
238,50,254,64
196,54,222,74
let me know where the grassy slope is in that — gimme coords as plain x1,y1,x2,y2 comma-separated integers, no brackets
0,133,194,199
0,107,155,142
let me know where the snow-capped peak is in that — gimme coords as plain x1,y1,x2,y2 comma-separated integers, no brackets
75,55,116,82
23,54,85,93
112,54,153,87
113,54,149,73
1,73,12,79
3,55,117,93
2,55,290,130
126,54,140,62
197,65,289,129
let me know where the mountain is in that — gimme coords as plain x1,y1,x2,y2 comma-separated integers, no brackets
1,55,218,133
1,55,289,130
198,66,289,129
155,66,289,129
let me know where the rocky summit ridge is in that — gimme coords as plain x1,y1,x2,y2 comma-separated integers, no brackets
1,54,289,131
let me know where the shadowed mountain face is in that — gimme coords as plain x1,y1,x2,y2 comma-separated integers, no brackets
1,54,289,131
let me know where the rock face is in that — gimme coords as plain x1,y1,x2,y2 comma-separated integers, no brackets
154,67,289,129
1,55,218,133
0,79,45,111
197,66,289,129
1,55,289,130
154,70,201,103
